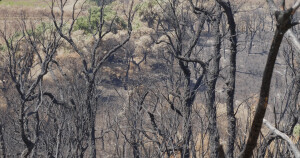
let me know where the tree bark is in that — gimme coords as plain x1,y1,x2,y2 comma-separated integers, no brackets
240,4,296,157
215,1,237,157
20,102,34,158
180,59,193,158
0,124,5,158
205,6,222,158
86,81,96,158
240,26,284,158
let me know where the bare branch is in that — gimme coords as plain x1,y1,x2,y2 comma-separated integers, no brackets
268,0,300,15
281,0,285,10
292,0,300,14
286,30,300,52
43,92,70,108
263,119,300,158
173,55,206,68
266,0,278,12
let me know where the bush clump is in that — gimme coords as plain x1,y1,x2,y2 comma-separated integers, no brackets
136,0,159,27
75,4,127,34
293,124,300,137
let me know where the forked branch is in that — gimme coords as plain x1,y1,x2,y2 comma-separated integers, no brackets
263,119,300,158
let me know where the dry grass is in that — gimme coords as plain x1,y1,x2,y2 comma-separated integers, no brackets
0,95,7,111
0,0,86,35
1,0,297,157
0,0,46,7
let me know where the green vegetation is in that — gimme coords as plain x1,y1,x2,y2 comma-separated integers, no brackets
0,44,5,52
293,124,300,137
9,22,52,40
74,3,127,34
0,0,46,7
135,0,159,27
136,0,158,15
30,22,53,36
132,18,143,30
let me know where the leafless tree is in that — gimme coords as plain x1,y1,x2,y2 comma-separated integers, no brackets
50,0,135,157
154,3,208,158
213,0,238,157
240,0,300,157
144,0,233,157
257,28,300,157
0,16,62,157
2,0,300,157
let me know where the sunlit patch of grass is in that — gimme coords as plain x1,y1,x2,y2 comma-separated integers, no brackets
0,0,46,7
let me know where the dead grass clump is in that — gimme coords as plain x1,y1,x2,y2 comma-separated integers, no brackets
102,66,126,80
0,95,7,111
195,132,210,158
132,26,155,38
55,52,81,67
53,52,82,81
134,35,152,57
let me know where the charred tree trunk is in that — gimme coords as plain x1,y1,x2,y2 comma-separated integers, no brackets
258,67,300,157
205,6,223,158
20,102,34,158
215,1,237,157
86,81,96,158
241,20,285,158
240,2,299,157
131,129,140,158
0,124,5,158
180,60,193,158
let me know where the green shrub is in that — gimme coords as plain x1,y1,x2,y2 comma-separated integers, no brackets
135,0,159,27
293,124,300,137
0,0,45,7
0,44,6,52
33,22,53,35
75,4,127,34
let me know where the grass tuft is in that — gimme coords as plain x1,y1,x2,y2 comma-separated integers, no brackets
0,0,46,7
